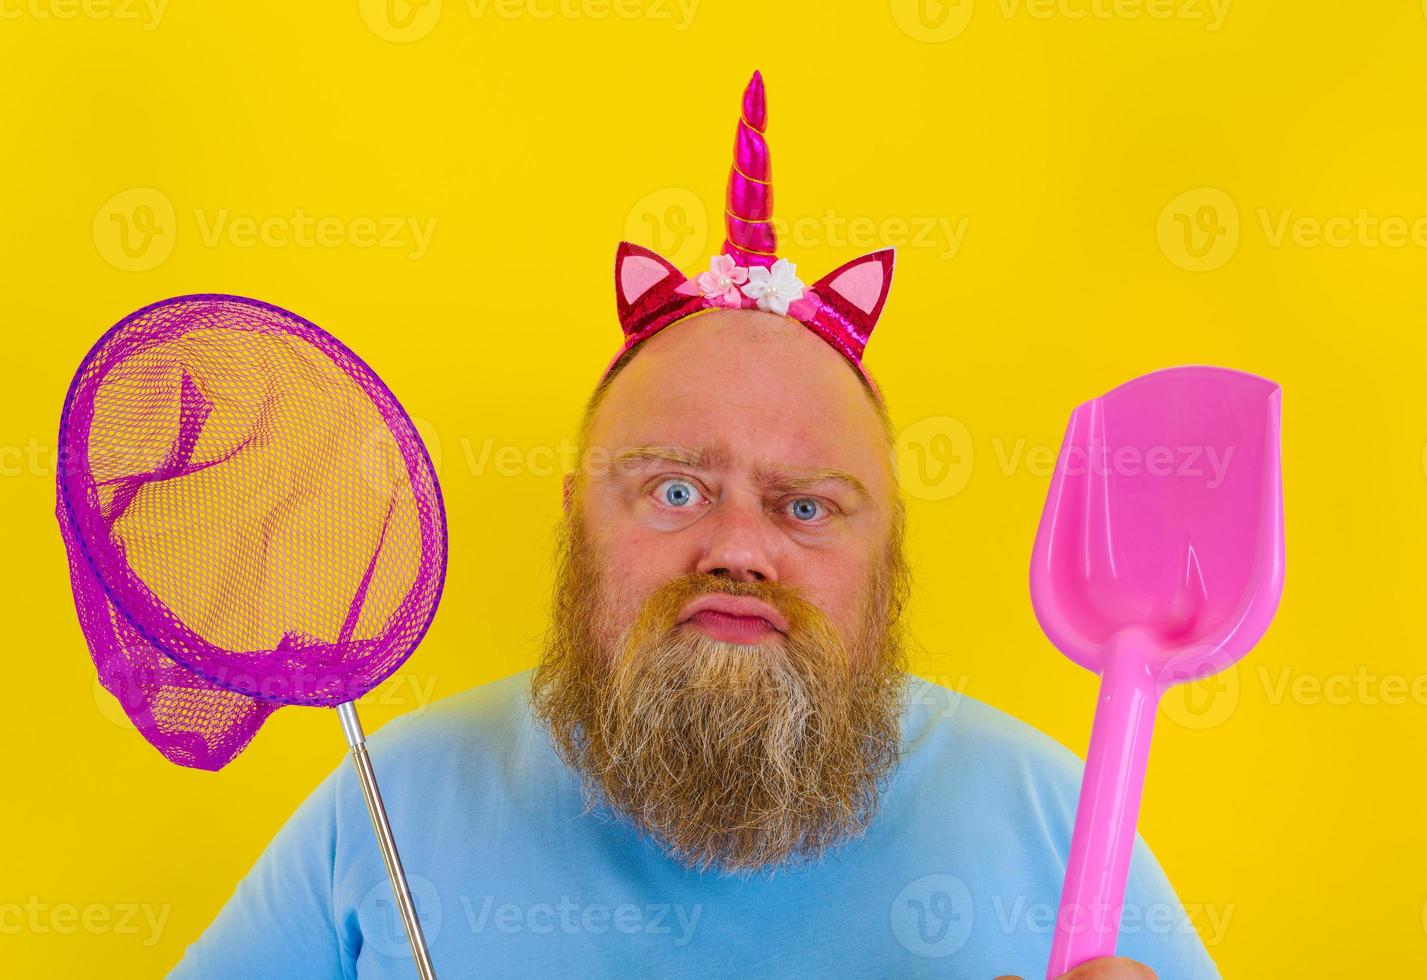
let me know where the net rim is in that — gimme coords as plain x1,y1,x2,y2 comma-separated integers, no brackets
55,292,450,707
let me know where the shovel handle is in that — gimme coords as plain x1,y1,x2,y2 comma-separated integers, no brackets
1046,632,1160,978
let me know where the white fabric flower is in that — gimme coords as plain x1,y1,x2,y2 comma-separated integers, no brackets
740,258,805,316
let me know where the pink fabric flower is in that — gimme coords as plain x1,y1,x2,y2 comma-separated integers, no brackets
786,289,821,321
676,253,749,308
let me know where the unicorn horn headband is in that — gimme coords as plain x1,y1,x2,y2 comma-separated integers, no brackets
605,71,895,399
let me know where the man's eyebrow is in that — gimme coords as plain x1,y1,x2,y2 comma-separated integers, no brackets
756,465,872,503
613,444,730,471
612,445,871,502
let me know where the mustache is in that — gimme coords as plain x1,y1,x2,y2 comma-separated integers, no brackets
634,572,818,639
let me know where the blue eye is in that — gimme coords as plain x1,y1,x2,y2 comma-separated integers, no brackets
787,497,824,521
655,478,704,508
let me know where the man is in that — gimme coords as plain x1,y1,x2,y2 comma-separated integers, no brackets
171,73,1218,978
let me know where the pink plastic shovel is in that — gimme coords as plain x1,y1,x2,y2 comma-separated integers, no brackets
1030,366,1285,976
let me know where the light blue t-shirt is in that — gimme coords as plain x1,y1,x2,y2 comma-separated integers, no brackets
170,671,1220,979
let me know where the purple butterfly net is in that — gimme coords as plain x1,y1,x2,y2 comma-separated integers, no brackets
56,294,446,976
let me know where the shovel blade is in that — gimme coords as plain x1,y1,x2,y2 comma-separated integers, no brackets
1029,366,1284,683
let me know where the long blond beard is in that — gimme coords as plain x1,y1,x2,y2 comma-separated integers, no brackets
531,506,911,876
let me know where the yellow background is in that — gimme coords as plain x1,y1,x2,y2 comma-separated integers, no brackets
3,0,1424,974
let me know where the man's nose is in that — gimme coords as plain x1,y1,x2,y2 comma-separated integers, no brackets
694,495,778,583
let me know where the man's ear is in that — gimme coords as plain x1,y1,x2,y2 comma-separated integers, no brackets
562,471,575,515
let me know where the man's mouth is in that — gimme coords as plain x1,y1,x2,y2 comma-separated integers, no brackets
676,594,789,644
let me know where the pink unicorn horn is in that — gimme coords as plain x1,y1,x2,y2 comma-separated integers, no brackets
724,70,777,268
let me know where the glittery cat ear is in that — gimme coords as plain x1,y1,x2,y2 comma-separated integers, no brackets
614,241,689,337
806,249,895,359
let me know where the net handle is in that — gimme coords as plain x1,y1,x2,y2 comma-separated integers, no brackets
336,702,438,979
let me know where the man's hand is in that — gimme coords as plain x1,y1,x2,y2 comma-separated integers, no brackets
996,956,1158,980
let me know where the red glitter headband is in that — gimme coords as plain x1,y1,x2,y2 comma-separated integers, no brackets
603,71,895,399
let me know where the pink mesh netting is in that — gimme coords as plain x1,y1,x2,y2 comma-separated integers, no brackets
56,294,447,771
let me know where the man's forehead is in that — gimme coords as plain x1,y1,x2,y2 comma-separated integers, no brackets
595,410,880,482
584,309,891,489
